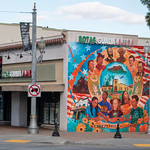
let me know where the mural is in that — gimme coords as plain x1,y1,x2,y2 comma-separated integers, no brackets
67,42,149,132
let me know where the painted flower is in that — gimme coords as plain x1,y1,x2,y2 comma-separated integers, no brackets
143,116,149,123
140,124,148,132
89,120,96,128
143,110,148,116
143,124,148,132
129,126,136,132
93,128,101,132
109,118,117,123
124,122,129,128
76,123,86,132
119,124,124,128
137,118,143,124
82,118,88,124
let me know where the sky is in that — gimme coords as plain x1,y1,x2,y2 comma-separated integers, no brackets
0,0,150,38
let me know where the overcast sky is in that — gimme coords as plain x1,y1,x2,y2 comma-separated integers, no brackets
1,0,150,38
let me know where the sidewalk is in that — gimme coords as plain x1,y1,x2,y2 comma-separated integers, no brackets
0,126,150,147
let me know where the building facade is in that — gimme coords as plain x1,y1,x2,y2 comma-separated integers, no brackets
0,23,149,132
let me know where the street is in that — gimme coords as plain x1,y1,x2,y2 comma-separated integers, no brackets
0,142,150,150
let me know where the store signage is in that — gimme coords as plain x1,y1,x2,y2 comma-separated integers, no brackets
20,22,31,51
78,35,134,46
28,84,41,97
2,70,31,78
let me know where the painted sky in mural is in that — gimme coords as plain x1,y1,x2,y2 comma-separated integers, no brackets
67,42,149,132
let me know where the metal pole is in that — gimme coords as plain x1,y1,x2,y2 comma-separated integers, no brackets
28,3,39,134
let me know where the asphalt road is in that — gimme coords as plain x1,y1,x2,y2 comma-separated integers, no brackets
0,143,150,150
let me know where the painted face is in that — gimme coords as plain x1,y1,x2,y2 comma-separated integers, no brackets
102,92,107,101
123,91,129,104
92,99,98,108
107,48,113,58
119,52,125,57
89,61,94,72
113,99,119,110
97,57,103,66
131,98,138,108
129,57,134,66
137,63,143,73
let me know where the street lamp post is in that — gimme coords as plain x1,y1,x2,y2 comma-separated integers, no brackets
28,3,39,134
144,41,150,134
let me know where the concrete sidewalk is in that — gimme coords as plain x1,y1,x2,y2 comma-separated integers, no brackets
0,126,150,148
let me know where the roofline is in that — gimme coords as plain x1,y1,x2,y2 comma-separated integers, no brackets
0,23,139,37
0,34,66,51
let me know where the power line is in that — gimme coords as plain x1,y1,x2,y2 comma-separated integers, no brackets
0,10,32,14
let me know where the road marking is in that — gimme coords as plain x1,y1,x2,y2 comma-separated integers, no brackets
134,144,150,147
4,140,31,143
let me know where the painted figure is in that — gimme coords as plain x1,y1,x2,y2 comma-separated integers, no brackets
88,60,101,98
105,47,115,63
95,52,105,71
85,97,100,118
85,97,108,121
121,91,131,115
98,91,111,116
136,61,145,77
128,55,136,75
116,47,126,63
108,98,123,118
127,95,143,124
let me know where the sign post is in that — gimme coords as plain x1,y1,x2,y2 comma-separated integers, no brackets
28,3,39,134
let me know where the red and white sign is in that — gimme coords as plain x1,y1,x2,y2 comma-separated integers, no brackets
28,84,41,97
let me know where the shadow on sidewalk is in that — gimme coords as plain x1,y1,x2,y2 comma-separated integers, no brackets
0,125,150,141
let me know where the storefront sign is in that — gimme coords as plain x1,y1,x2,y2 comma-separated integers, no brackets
78,35,134,46
2,70,31,78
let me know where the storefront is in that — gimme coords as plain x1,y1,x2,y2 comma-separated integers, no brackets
0,33,67,131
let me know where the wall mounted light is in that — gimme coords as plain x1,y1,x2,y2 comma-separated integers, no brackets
7,53,10,59
20,54,23,58
38,37,46,63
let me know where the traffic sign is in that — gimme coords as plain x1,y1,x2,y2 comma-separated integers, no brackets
28,84,41,97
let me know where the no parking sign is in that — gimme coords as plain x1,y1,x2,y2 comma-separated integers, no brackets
28,84,41,97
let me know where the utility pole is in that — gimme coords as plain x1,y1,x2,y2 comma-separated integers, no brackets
28,3,39,134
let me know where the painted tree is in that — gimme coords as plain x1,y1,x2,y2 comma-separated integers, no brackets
141,0,150,28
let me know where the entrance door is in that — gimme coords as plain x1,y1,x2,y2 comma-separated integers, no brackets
43,92,60,125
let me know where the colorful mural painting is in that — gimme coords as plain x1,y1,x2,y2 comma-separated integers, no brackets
67,42,150,132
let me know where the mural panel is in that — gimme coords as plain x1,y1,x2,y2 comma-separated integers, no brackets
67,42,149,132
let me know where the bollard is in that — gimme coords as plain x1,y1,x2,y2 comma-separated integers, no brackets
114,119,122,138
52,121,60,137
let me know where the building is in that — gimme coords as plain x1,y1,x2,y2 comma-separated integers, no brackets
102,79,133,93
0,23,149,132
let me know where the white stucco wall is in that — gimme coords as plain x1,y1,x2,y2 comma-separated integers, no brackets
0,23,62,45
